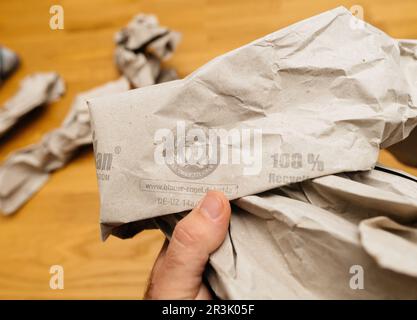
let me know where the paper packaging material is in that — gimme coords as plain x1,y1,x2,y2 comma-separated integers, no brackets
114,14,181,88
155,165,417,299
387,39,417,167
0,78,129,215
89,6,417,236
0,13,181,215
0,45,19,84
209,166,417,299
89,7,417,298
0,72,65,137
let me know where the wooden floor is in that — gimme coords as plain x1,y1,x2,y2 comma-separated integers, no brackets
0,0,416,299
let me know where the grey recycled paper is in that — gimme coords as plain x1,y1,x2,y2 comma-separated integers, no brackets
0,78,129,215
0,13,180,215
154,165,417,299
0,72,65,137
88,7,417,298
114,14,181,87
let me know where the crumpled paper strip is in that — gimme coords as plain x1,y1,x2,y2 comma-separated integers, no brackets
114,14,181,87
0,46,19,83
0,78,130,215
0,72,65,137
0,13,180,215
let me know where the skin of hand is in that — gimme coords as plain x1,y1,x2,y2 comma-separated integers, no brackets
144,190,231,299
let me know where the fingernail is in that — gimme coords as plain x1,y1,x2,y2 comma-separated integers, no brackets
200,192,223,220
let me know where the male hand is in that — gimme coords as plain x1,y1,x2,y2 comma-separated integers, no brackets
144,191,231,299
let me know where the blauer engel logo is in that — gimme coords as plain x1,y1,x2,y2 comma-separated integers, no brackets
153,121,263,179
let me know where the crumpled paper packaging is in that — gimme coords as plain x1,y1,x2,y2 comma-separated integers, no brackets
154,165,417,299
114,14,181,87
0,72,65,137
88,6,417,299
0,45,19,83
89,6,417,237
387,39,417,167
208,166,417,299
0,78,129,215
0,13,180,215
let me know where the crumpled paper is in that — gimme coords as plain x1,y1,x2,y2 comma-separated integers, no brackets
0,72,65,137
387,39,417,167
89,6,417,236
154,165,417,299
114,14,181,87
0,78,129,215
0,45,19,83
88,7,417,298
0,14,180,215
206,165,417,299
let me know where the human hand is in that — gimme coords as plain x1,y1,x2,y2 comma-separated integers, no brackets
144,191,231,299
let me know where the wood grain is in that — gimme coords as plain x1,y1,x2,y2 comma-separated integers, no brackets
0,0,416,299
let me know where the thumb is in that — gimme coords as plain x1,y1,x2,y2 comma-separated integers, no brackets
146,191,231,299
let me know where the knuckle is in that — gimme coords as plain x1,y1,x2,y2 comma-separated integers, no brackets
172,220,199,249
163,248,187,271
166,219,208,269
